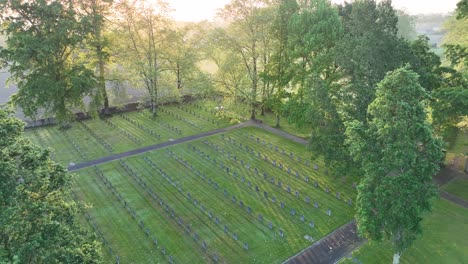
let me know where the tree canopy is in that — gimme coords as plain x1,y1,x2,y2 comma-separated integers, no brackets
0,108,102,263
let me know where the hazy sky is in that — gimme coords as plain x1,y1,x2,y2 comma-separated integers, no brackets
167,0,460,22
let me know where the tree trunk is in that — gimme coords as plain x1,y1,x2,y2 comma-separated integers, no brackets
275,113,280,127
393,252,401,264
98,53,110,115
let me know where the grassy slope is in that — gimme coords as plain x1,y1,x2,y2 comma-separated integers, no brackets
443,178,468,201
340,198,468,264
73,126,359,263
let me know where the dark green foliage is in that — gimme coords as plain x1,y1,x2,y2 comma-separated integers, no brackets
336,0,405,123
0,0,96,123
0,109,102,263
345,67,443,258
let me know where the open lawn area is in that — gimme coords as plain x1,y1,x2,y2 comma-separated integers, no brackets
339,198,468,264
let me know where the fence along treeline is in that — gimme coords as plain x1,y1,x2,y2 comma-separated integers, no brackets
0,0,466,263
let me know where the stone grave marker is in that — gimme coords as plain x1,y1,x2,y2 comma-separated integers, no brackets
264,191,268,198
300,215,305,222
309,221,315,228
306,197,310,203
268,222,273,229
314,201,319,208
295,191,299,198
326,209,332,216
290,209,296,216
258,214,263,222
280,202,285,209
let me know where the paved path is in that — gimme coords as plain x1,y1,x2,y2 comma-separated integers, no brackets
283,220,365,264
68,119,309,171
68,121,252,171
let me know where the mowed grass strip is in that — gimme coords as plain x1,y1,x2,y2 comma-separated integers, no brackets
339,198,468,264
73,170,165,263
76,165,209,263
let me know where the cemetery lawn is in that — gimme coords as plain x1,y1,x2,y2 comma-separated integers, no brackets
443,178,468,201
339,198,468,264
73,126,359,263
25,102,234,165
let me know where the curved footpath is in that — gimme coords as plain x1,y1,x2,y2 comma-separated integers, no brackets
67,119,468,264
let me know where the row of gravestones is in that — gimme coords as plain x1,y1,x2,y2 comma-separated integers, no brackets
166,149,291,238
61,129,88,160
70,190,121,264
175,104,221,126
202,139,354,207
222,136,357,202
141,110,183,135
32,129,56,160
93,166,175,263
118,160,220,263
160,107,204,129
243,133,356,188
143,156,252,250
79,121,114,152
142,157,227,263
176,146,320,232
119,114,162,139
104,118,141,145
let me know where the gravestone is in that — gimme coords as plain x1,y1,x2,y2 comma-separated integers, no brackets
296,171,300,178
290,209,296,216
224,189,228,196
279,229,284,237
241,177,245,183
287,186,291,193
309,221,315,228
258,214,263,222
326,209,332,216
209,211,213,219
215,217,220,225
247,207,252,214
248,181,252,188
224,225,229,233
295,191,299,198
244,242,249,250
270,177,275,184
325,187,330,193
352,182,357,189
268,222,273,229
264,191,268,198
233,233,238,240
194,232,199,241
278,181,282,188
271,197,277,203
201,205,206,211
280,202,285,209
255,185,260,192
279,163,283,169
232,196,237,203
305,176,310,183
254,168,258,174
300,215,305,222
314,181,318,187
348,198,353,205
202,241,207,251
336,192,341,199
239,201,244,207
287,167,291,174
263,172,268,180
314,201,319,208
314,164,319,170
306,197,310,203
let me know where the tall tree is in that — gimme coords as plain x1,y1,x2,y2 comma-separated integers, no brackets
337,0,406,123
219,0,272,120
114,0,171,117
266,0,298,126
285,0,352,175
0,0,96,124
78,0,113,115
396,10,417,40
0,108,102,263
345,67,443,264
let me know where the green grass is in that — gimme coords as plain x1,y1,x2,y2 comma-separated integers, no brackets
73,126,358,263
256,111,312,140
339,199,468,264
24,102,235,165
443,178,468,201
